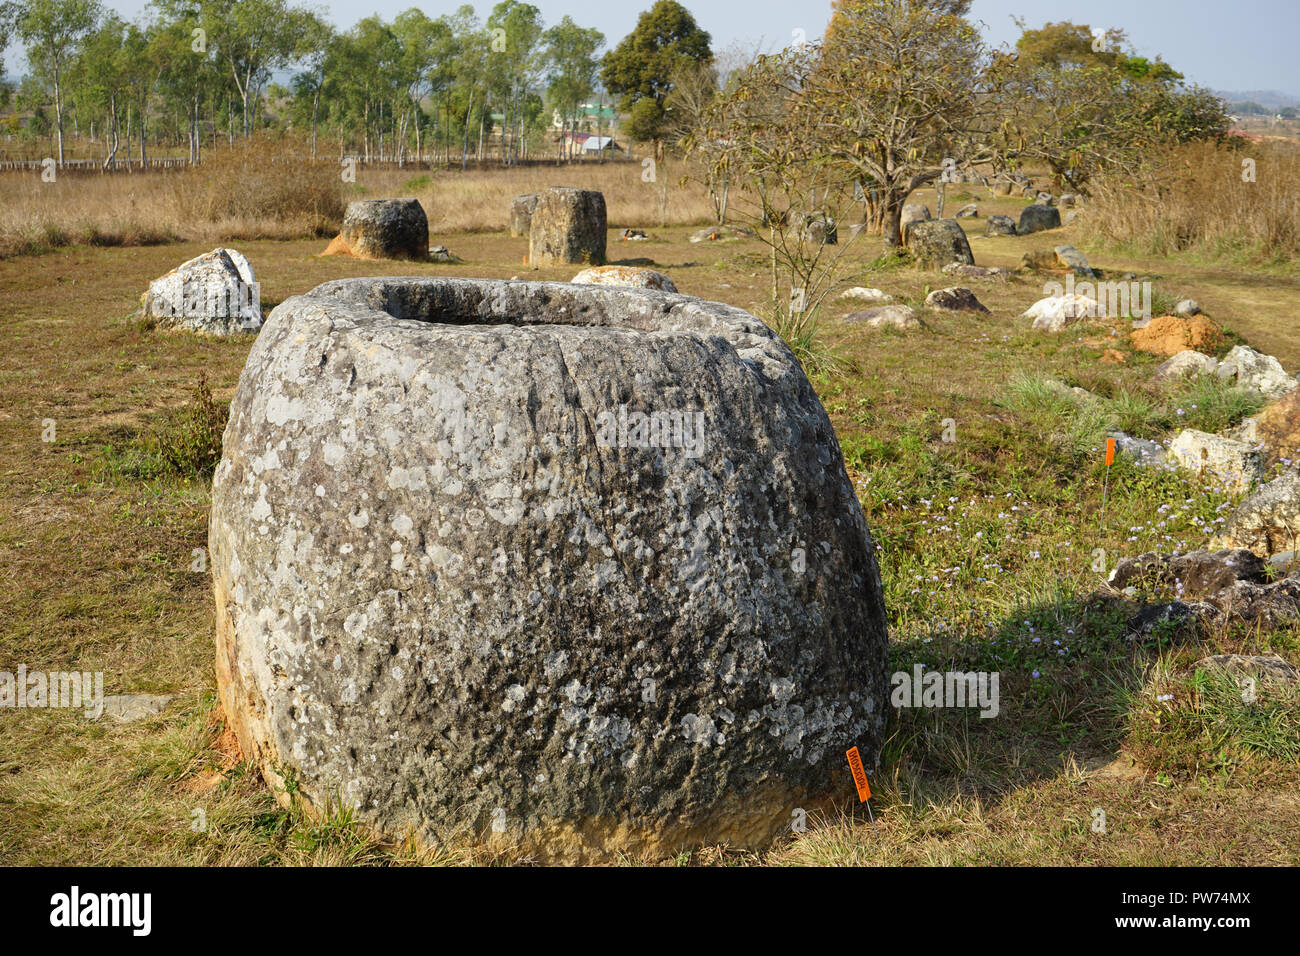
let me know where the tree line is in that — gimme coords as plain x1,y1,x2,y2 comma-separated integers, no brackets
0,0,714,168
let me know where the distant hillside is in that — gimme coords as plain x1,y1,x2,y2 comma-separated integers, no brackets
1216,90,1300,110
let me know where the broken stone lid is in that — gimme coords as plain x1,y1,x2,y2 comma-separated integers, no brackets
209,276,888,863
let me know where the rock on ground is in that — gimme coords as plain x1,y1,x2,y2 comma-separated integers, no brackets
798,212,837,244
1108,430,1168,467
1250,389,1300,469
985,215,1017,236
1153,349,1219,383
689,225,755,243
429,245,462,264
900,203,931,228
924,287,988,313
955,204,979,219
1017,204,1061,235
839,287,893,304
1054,245,1097,278
1195,654,1300,691
571,265,677,293
510,193,539,238
943,263,1011,281
1168,429,1263,495
96,694,173,722
209,275,889,863
141,248,263,336
528,187,607,267
1211,471,1300,558
844,305,920,329
1108,549,1267,601
1023,293,1100,332
1176,299,1202,316
1215,345,1297,399
325,199,430,261
903,219,974,269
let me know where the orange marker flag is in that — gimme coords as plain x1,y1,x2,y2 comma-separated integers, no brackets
845,746,871,802
1105,437,1116,467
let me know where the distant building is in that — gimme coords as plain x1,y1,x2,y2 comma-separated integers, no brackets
555,130,620,154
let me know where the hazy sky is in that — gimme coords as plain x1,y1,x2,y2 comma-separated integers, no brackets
8,0,1299,95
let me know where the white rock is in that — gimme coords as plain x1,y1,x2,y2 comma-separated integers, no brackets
142,248,262,336
1218,346,1297,399
1023,293,1101,332
1153,350,1218,383
839,287,893,304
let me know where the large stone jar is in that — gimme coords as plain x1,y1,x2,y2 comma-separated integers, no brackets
210,276,888,862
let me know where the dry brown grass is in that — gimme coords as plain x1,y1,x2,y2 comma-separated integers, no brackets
1084,140,1300,265
0,144,717,258
361,156,717,234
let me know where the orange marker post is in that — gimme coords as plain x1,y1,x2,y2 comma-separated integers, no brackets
1100,437,1116,534
845,746,875,825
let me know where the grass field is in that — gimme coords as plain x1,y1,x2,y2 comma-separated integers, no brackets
1,177,1297,865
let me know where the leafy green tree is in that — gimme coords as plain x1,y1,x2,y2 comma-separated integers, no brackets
601,0,711,153
486,1,543,165
199,0,300,137
286,7,332,158
70,12,128,167
19,0,103,164
543,15,604,161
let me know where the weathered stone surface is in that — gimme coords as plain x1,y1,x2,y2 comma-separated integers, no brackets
142,248,262,336
1054,245,1097,278
1211,471,1300,558
839,287,893,304
328,199,430,261
1153,349,1219,383
529,187,607,267
1125,601,1220,640
900,203,931,228
429,245,462,264
985,215,1017,236
1108,430,1168,467
954,204,979,219
1023,293,1100,332
209,276,889,863
1175,299,1202,316
96,694,173,722
798,212,838,244
903,219,974,269
1107,549,1267,602
844,305,920,330
1195,654,1300,690
1215,345,1297,399
924,287,988,313
510,194,539,238
571,265,677,293
1251,389,1300,469
688,225,755,243
1017,204,1061,235
1209,578,1300,629
943,263,1011,281
1168,429,1263,494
